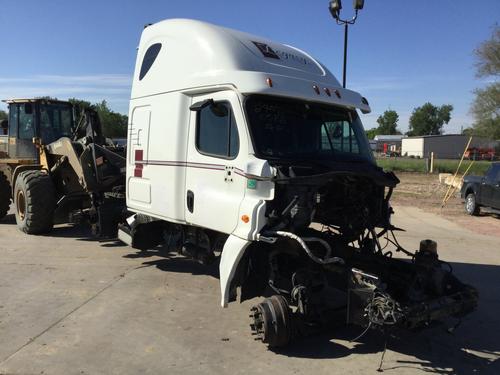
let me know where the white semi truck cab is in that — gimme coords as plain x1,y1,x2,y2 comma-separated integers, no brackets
119,19,477,347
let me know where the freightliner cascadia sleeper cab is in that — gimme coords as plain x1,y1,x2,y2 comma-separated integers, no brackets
119,19,477,347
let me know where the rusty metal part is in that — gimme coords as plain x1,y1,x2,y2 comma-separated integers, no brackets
250,295,293,348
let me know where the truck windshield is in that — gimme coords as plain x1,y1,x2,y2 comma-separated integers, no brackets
245,95,373,163
40,103,73,144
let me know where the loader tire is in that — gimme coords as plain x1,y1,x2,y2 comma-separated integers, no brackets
14,170,56,234
0,172,11,220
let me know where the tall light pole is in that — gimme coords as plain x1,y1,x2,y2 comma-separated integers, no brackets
328,0,364,88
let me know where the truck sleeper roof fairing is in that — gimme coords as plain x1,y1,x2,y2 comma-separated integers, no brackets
132,18,371,113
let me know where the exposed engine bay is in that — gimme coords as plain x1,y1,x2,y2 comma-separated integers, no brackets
236,161,479,347
121,159,478,349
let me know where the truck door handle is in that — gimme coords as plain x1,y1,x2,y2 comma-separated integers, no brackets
187,190,194,213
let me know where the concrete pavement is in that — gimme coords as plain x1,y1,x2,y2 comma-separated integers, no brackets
0,206,499,374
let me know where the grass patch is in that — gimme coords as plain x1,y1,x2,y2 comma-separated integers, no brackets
376,157,492,175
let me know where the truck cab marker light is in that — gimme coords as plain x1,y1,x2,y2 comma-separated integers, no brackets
324,87,331,97
241,215,250,223
266,78,273,87
334,89,341,98
313,85,320,95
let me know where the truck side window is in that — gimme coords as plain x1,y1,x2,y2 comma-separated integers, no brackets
9,104,18,137
196,102,239,159
322,121,360,154
139,43,162,80
0,120,7,136
486,165,493,180
40,104,73,144
487,164,500,181
18,104,35,140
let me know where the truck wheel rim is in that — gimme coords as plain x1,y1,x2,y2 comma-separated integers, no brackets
16,190,26,220
466,197,473,213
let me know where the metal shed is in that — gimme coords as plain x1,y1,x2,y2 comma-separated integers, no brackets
401,134,497,159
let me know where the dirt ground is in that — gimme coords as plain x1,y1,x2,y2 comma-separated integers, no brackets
391,172,500,237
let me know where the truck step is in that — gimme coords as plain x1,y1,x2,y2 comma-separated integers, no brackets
117,226,132,246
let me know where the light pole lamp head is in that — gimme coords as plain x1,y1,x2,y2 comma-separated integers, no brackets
354,0,364,10
329,0,342,20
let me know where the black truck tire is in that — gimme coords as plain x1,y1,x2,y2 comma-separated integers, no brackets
465,193,480,216
0,172,11,220
14,170,56,234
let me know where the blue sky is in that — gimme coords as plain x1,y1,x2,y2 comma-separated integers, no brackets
0,0,498,133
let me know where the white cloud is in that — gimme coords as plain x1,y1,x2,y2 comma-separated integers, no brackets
0,74,131,114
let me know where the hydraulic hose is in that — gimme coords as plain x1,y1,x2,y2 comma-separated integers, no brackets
264,231,344,265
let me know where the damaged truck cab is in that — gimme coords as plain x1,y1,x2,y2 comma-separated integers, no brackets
121,19,477,347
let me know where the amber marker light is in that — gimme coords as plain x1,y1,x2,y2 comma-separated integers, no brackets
241,215,250,223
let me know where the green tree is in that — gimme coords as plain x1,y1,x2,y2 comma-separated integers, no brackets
94,100,128,138
68,98,92,117
407,103,453,136
0,110,7,121
365,128,378,140
470,25,500,139
474,25,500,77
364,110,401,140
376,110,401,135
462,127,474,136
69,98,127,138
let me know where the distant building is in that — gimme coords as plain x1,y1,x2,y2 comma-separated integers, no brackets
373,135,404,154
401,134,497,159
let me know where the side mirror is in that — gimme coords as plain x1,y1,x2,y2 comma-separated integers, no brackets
190,99,214,112
190,99,228,117
210,103,228,117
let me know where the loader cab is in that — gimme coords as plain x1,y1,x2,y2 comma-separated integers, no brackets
2,99,74,160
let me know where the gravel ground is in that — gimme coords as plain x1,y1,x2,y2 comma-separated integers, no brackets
391,172,500,237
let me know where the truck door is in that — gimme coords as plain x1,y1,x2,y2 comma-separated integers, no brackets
127,105,152,206
185,91,246,234
482,164,500,208
8,103,38,160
